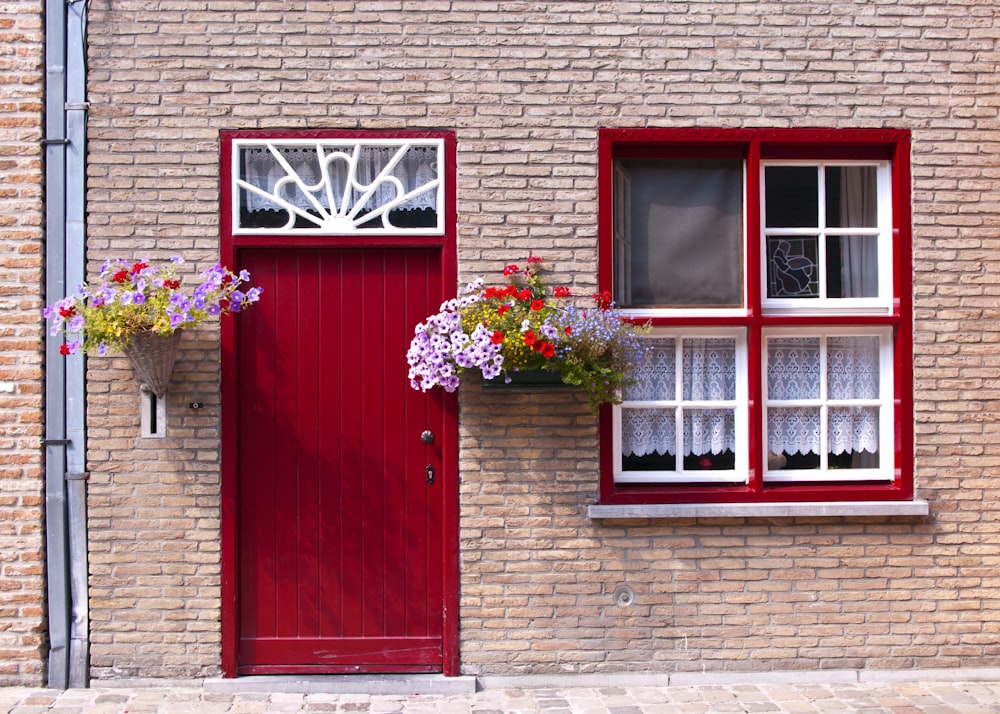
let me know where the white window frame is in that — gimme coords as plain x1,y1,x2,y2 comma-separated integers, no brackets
230,137,445,236
613,327,749,485
613,160,750,322
762,326,895,484
760,160,893,316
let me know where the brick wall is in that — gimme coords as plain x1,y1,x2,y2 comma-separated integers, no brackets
81,1,1000,677
0,0,46,686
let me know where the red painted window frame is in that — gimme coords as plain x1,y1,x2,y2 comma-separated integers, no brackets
218,129,460,676
598,127,913,505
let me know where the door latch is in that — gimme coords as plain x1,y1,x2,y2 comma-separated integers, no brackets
425,464,435,485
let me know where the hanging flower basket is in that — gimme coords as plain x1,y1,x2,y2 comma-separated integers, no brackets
122,330,183,398
44,257,263,393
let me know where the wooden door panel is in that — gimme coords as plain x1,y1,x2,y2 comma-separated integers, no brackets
235,247,444,673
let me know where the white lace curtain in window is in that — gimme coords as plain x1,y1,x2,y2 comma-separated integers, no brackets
767,336,880,457
241,144,438,215
622,338,736,458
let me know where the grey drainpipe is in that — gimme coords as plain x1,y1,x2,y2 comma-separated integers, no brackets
43,0,70,687
44,0,89,689
65,0,89,688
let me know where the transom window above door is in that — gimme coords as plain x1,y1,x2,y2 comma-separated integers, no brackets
229,137,445,235
599,128,913,506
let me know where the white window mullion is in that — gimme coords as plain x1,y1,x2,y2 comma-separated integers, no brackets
817,164,828,300
674,339,684,473
819,334,829,471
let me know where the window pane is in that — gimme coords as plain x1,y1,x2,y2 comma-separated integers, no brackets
829,407,880,466
827,336,880,400
237,141,440,232
767,337,820,400
767,237,819,298
623,338,675,401
683,409,736,460
826,165,878,228
622,408,676,459
826,235,878,298
764,166,818,228
767,407,820,466
682,338,736,401
615,159,743,308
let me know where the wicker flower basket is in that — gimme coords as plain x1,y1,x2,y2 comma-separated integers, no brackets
122,330,183,398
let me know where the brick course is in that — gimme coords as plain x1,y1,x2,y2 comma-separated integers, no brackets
73,0,1000,678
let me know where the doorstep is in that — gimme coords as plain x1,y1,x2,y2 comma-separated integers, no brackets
203,674,477,696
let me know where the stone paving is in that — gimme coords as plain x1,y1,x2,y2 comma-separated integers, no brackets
4,680,1000,714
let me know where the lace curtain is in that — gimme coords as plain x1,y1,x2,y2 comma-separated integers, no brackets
622,338,736,457
241,144,438,214
622,335,880,459
766,336,880,456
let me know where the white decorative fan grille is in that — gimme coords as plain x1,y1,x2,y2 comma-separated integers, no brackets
233,139,444,234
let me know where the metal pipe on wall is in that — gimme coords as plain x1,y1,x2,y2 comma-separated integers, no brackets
43,0,71,690
43,0,89,689
64,0,89,689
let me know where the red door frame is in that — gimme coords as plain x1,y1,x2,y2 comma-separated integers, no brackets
218,129,459,677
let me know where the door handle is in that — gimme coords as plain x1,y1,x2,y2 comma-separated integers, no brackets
426,464,435,485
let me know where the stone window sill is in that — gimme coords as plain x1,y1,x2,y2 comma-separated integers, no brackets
588,500,930,520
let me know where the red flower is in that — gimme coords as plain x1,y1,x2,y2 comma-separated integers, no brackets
523,330,536,346
58,305,76,319
527,256,544,264
164,279,181,290
593,290,613,310
491,330,504,345
517,288,532,301
564,326,572,336
540,342,555,358
131,261,148,275
554,286,571,298
497,304,510,316
530,299,545,311
58,344,71,356
113,269,129,284
503,264,519,276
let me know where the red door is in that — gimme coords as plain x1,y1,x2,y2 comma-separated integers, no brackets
232,247,449,674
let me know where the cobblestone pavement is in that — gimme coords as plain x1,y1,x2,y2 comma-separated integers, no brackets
4,680,1000,714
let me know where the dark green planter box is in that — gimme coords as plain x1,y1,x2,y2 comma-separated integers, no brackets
483,369,568,389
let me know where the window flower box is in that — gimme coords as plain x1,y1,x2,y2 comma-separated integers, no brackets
407,257,649,413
